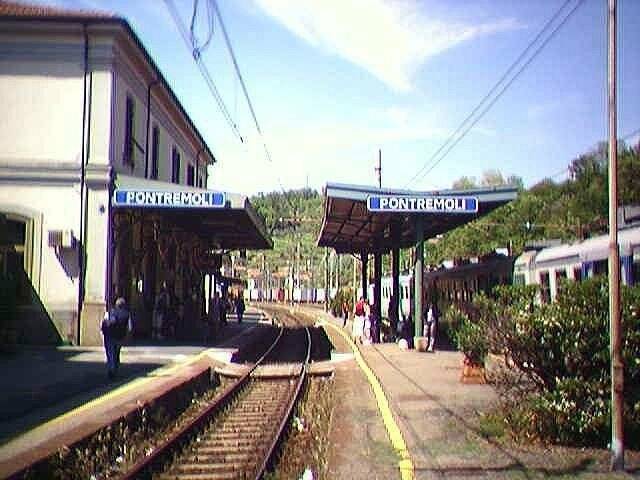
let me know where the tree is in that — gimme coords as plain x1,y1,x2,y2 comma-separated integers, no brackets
480,169,506,187
452,176,477,190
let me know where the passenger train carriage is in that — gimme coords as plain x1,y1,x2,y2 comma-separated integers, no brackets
514,225,640,302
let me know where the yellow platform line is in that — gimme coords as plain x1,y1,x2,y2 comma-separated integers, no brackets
322,320,415,480
11,349,211,443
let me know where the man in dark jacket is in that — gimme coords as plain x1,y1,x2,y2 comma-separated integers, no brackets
102,297,132,379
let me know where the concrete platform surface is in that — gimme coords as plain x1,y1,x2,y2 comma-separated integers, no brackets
0,308,269,461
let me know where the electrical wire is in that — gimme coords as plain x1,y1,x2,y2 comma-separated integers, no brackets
210,0,273,163
405,0,584,188
163,0,243,142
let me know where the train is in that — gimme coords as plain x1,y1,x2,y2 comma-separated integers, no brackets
376,224,640,318
246,225,640,316
514,224,640,302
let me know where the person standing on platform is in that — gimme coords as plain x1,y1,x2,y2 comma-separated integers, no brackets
423,301,438,352
102,297,132,379
206,292,222,343
153,283,170,340
352,296,366,343
362,300,372,345
341,300,349,327
235,295,245,323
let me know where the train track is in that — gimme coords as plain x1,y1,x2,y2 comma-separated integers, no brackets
121,314,311,480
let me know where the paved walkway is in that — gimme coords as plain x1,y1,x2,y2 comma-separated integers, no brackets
311,307,640,480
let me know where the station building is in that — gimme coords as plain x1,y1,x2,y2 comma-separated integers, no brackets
0,2,271,346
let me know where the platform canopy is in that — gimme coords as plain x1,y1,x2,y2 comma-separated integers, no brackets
113,174,272,250
317,182,518,254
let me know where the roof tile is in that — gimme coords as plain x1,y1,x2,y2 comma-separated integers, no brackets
0,0,116,19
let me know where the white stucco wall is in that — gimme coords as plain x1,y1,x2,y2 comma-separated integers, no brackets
111,59,201,185
0,185,80,312
0,59,84,165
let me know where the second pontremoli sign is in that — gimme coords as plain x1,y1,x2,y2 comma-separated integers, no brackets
367,195,478,213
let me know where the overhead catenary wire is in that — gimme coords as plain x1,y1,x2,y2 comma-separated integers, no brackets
163,0,243,142
210,0,273,163
404,0,585,189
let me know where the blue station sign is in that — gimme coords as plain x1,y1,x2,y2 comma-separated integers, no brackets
367,195,478,213
113,189,225,209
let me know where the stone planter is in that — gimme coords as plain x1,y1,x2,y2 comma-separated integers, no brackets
414,336,429,352
460,356,486,384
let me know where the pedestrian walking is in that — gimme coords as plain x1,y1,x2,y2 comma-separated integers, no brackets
235,295,245,323
153,283,170,340
101,297,132,379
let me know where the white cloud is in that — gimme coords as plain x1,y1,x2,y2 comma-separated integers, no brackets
252,0,521,92
209,110,449,194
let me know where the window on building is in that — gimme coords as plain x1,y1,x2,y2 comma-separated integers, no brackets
513,273,525,285
151,125,160,179
198,176,203,188
186,164,195,186
539,271,550,303
123,95,135,166
632,249,640,286
171,146,181,184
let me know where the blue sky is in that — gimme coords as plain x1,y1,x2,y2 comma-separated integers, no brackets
34,0,640,195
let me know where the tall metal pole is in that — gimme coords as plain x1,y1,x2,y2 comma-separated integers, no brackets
608,0,624,470
414,217,424,343
376,149,382,188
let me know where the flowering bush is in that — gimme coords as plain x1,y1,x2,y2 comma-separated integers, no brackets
446,305,488,365
483,278,640,448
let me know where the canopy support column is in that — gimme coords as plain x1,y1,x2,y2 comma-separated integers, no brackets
414,216,424,343
373,250,382,343
391,222,401,333
360,251,368,300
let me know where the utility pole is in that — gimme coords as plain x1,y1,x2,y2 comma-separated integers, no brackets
608,0,624,470
375,149,382,188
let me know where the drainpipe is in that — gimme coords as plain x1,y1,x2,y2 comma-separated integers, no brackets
144,78,159,179
77,24,90,345
195,147,205,187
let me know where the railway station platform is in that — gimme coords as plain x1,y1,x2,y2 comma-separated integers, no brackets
0,307,270,478
307,308,640,479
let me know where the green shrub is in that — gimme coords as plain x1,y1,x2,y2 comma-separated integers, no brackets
329,287,353,318
446,305,488,365
482,278,640,448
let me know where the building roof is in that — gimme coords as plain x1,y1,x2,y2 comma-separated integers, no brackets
0,0,115,18
0,0,216,165
318,182,519,254
114,175,272,250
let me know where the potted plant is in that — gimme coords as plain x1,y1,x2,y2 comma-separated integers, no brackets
452,313,488,384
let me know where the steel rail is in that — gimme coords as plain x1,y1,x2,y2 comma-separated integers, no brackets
253,325,312,479
120,325,285,480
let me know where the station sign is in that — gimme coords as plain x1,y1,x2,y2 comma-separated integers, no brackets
367,195,478,213
112,189,225,209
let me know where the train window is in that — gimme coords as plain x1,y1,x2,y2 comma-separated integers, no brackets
555,269,567,295
593,260,608,277
539,271,550,303
573,267,582,282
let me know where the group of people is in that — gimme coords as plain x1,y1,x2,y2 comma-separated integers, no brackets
202,292,245,343
101,288,248,378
